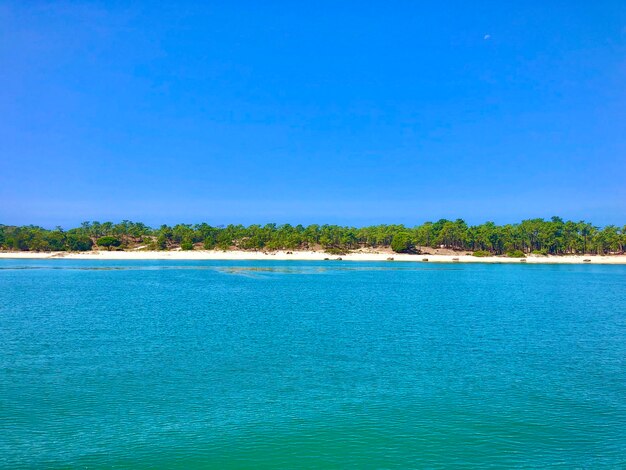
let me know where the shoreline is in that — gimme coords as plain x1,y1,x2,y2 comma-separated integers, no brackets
1,250,625,264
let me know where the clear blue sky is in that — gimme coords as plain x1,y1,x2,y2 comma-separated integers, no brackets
1,2,625,228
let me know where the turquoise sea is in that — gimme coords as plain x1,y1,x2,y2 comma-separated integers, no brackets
1,260,625,468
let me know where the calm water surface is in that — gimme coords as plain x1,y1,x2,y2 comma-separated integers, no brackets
1,260,625,468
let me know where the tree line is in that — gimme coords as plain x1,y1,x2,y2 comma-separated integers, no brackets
0,218,624,255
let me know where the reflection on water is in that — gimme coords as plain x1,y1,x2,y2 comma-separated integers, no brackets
0,263,462,276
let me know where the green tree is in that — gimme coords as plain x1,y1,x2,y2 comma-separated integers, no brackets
180,238,194,250
391,232,415,253
65,233,93,251
96,236,121,250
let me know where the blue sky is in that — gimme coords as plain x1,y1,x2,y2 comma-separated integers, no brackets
1,2,625,228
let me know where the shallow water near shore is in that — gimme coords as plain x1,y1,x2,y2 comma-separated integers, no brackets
1,260,625,468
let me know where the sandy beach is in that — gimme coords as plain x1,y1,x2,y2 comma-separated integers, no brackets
1,250,625,264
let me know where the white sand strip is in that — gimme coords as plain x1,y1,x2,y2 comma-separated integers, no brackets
1,251,625,264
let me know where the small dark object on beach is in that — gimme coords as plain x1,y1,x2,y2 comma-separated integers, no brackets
335,257,342,261
286,251,293,254
583,259,591,262
520,259,527,263
422,258,429,262
324,258,330,260
452,257,460,262
387,257,394,261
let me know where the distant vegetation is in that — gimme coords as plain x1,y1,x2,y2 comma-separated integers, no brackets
0,218,624,255
472,250,492,257
506,249,526,258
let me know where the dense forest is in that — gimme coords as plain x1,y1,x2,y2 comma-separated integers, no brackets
0,218,624,255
